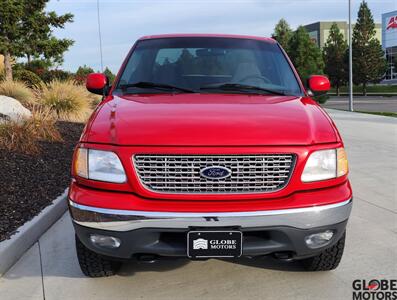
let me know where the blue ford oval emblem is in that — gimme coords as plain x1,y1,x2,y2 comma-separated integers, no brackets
200,166,232,180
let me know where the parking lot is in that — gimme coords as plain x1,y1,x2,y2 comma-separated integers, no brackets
323,96,397,112
0,109,396,300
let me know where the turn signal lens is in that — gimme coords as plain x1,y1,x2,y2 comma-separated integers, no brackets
74,148,88,178
337,147,348,177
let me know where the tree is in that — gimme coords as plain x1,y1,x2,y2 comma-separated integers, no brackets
0,1,73,80
352,1,387,95
0,1,23,80
76,65,95,77
75,64,95,84
288,26,324,83
272,19,293,54
177,48,197,73
16,58,52,74
103,67,116,84
323,23,348,95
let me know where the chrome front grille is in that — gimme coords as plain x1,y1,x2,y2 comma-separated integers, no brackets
133,154,295,194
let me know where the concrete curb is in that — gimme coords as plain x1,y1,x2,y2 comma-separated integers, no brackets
0,189,68,276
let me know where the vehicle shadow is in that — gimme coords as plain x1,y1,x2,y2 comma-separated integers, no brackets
220,256,306,272
117,255,306,277
3,250,306,281
118,258,191,277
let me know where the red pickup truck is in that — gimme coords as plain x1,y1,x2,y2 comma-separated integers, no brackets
68,34,352,277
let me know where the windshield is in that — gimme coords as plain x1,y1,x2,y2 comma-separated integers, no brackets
115,37,302,96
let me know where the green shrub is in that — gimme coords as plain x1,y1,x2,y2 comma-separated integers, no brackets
40,69,72,83
13,69,43,88
329,85,397,94
0,80,35,107
313,94,330,104
74,65,95,85
104,67,116,85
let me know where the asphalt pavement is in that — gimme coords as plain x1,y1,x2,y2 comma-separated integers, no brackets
0,109,396,300
322,96,397,112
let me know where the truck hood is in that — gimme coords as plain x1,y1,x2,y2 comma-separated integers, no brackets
82,93,337,146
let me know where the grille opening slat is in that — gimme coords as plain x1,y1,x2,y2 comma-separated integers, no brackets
134,164,292,169
133,154,295,194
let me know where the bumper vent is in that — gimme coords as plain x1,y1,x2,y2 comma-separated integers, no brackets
133,154,295,194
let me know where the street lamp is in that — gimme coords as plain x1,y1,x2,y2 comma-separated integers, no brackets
349,0,354,111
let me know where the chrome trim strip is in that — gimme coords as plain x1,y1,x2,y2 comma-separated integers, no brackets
69,199,352,231
69,199,351,218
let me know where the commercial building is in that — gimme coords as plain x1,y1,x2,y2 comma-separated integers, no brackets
303,21,382,48
382,11,397,82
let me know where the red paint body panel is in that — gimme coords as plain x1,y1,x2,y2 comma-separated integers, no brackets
69,180,351,212
70,34,351,212
81,95,336,146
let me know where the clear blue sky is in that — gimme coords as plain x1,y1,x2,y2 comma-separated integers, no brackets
46,0,397,73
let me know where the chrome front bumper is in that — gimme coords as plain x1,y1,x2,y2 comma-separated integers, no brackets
69,199,352,232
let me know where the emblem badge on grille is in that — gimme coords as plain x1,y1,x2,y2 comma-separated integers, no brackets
200,166,232,180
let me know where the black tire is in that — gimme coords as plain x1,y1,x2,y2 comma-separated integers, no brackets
301,231,346,271
75,235,121,277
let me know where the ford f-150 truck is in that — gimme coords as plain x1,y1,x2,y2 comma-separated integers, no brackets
68,34,352,277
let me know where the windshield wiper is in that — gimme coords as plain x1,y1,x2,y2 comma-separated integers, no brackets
200,83,286,96
119,81,195,93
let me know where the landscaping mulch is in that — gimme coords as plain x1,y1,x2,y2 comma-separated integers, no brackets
0,121,84,242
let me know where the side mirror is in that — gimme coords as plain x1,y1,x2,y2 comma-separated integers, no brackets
86,73,109,95
307,75,330,95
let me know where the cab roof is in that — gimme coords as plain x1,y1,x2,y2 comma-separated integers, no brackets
138,33,276,43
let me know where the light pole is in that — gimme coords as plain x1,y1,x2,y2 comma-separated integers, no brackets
348,0,354,111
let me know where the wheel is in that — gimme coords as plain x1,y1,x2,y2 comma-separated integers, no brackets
301,231,346,271
75,235,121,277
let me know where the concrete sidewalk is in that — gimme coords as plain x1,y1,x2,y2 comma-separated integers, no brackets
0,109,396,300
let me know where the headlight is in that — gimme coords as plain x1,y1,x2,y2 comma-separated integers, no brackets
301,148,348,182
74,148,126,183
